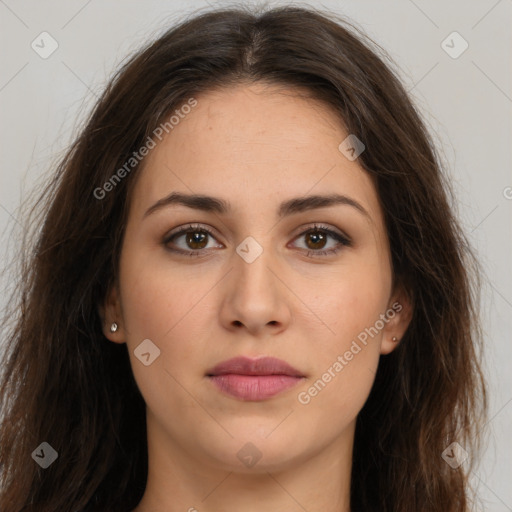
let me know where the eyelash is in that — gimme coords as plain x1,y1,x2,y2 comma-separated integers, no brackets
162,223,351,258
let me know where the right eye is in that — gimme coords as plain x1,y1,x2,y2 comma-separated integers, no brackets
163,223,224,256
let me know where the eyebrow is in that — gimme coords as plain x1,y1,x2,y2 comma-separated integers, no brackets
143,192,370,219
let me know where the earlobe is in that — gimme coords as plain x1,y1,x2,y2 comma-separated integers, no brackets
380,289,413,355
99,284,126,344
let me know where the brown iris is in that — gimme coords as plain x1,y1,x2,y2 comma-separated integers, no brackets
304,230,327,250
186,230,209,250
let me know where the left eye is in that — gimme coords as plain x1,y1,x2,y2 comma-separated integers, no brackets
163,223,350,257
291,226,350,255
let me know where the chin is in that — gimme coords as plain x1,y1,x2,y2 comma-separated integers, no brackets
191,426,311,473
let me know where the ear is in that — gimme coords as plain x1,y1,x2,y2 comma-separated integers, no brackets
380,285,413,355
98,283,126,344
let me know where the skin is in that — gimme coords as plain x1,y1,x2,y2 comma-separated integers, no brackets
102,82,412,512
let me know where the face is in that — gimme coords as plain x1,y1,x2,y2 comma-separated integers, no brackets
103,82,411,473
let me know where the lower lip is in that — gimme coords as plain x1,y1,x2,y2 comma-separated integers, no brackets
208,374,303,401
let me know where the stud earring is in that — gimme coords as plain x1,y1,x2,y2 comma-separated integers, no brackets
110,322,118,333
392,336,398,342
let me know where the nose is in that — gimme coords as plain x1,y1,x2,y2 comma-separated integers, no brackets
218,243,292,337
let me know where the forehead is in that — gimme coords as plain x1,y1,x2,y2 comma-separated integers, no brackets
130,83,383,225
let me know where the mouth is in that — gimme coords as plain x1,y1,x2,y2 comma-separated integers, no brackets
206,356,306,401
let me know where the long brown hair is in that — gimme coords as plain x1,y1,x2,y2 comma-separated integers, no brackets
0,5,487,511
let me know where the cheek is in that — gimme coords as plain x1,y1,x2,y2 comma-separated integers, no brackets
119,237,208,339
294,258,391,421
301,264,390,350
293,272,386,427
117,256,218,418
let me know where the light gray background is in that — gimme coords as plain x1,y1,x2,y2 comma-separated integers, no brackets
0,0,510,510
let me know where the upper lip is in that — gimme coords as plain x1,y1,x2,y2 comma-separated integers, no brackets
206,356,305,377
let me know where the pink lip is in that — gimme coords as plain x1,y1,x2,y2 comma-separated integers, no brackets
206,356,305,401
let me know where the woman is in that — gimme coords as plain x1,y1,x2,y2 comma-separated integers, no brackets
0,5,487,511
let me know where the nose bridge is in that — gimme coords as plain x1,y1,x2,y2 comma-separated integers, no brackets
233,233,278,299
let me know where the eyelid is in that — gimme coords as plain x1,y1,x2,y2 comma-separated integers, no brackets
290,222,350,242
163,223,221,241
